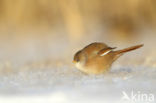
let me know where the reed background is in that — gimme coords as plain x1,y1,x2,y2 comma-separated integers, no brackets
0,0,156,40
0,0,155,70
0,0,155,67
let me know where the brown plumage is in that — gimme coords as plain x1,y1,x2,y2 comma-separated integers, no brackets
73,42,143,74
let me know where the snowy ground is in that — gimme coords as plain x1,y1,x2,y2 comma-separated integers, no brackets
0,30,156,103
0,60,155,103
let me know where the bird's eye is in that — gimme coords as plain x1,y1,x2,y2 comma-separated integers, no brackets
74,55,80,62
76,58,80,62
74,50,81,62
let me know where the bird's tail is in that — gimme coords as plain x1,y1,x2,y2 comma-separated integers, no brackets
115,44,144,54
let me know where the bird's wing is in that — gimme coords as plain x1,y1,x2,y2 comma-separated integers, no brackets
98,47,117,56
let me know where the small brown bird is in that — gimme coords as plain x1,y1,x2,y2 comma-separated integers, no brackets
73,42,143,74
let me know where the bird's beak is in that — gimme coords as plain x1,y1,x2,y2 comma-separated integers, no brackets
72,60,76,64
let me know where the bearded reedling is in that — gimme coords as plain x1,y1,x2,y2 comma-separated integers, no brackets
73,42,143,74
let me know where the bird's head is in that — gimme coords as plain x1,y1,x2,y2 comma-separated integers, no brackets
73,50,87,65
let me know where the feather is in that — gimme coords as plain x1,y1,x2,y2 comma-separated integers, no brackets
98,47,116,56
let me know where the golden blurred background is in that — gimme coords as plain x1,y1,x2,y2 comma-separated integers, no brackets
0,0,156,39
0,0,156,65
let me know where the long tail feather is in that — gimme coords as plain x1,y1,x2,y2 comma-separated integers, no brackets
115,44,143,54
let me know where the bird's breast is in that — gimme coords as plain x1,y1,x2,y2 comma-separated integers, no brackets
75,62,89,73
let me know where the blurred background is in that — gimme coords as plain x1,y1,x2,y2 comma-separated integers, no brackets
0,0,156,103
0,0,156,62
0,0,156,61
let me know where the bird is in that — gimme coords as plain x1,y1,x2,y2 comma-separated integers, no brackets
73,42,143,74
